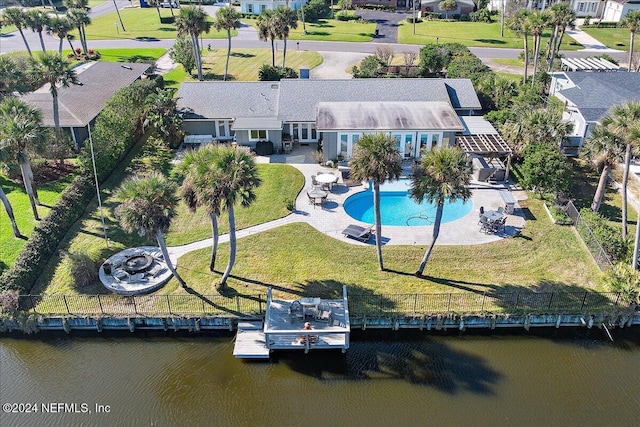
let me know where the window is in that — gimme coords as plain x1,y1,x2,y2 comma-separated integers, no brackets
247,4,252,13
579,2,584,11
340,135,348,157
261,4,266,12
217,121,227,138
590,2,596,12
301,125,308,140
292,123,299,139
250,130,267,140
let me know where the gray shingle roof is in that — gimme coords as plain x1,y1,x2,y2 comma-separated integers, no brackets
559,72,640,122
177,81,280,119
19,61,151,127
317,101,463,131
177,78,481,122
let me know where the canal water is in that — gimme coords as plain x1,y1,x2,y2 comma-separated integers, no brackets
1,329,639,427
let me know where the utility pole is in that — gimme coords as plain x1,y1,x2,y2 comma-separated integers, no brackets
413,0,417,35
501,0,505,38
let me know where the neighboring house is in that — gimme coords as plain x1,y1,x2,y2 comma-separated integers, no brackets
421,0,475,15
602,0,640,21
550,71,640,153
176,78,484,163
489,0,605,19
240,0,306,14
19,61,151,145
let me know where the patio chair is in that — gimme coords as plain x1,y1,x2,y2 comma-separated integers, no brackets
479,216,492,233
497,206,504,215
495,216,507,233
342,224,372,242
289,300,304,320
315,302,331,322
311,175,318,187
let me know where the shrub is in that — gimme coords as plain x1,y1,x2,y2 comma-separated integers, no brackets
258,64,299,81
579,208,631,263
0,290,19,315
65,252,100,289
547,204,573,225
351,55,385,78
298,0,330,22
469,8,492,23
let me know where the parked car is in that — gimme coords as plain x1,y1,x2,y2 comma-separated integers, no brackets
161,1,179,8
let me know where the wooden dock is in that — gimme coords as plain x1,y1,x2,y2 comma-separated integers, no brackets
233,321,270,359
233,286,351,359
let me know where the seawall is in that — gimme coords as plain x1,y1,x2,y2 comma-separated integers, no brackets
2,312,638,334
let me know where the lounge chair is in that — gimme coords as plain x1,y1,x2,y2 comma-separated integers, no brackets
342,224,372,242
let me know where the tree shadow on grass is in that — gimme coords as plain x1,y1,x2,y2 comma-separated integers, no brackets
304,31,330,36
474,38,507,45
230,52,255,58
280,332,501,394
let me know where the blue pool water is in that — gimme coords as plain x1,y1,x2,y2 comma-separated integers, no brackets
343,180,472,226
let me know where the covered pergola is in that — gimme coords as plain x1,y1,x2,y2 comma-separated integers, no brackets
457,133,513,181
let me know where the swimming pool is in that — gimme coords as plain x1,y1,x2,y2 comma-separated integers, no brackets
343,180,472,226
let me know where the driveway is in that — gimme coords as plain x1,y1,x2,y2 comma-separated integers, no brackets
357,10,410,44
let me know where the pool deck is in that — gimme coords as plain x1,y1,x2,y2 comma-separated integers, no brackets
289,162,527,247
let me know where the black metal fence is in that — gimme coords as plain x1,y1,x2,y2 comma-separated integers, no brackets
16,291,624,317
565,200,614,271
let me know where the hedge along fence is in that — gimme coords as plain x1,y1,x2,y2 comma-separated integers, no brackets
0,77,163,294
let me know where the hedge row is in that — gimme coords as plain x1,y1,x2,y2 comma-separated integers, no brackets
0,77,163,293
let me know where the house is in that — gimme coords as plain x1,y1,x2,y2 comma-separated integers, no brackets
489,0,605,19
602,0,640,21
19,61,152,145
240,0,306,14
420,0,475,16
550,71,640,153
176,78,485,163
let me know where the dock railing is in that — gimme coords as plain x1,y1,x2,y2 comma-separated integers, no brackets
11,290,626,318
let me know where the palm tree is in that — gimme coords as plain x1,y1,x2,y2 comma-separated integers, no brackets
580,119,624,212
32,53,79,144
115,172,186,287
0,186,22,238
46,16,73,57
507,9,530,84
501,108,573,156
0,56,25,97
257,9,277,67
175,6,212,82
0,97,46,220
629,122,640,269
214,6,241,81
65,0,92,56
144,88,182,148
146,0,164,22
527,11,548,85
410,147,471,276
176,145,224,272
216,147,261,288
348,133,402,271
608,101,640,239
275,6,298,69
546,2,575,72
26,9,51,53
2,8,32,57
621,10,640,72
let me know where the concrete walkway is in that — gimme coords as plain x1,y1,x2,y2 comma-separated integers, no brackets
568,19,623,53
167,146,527,266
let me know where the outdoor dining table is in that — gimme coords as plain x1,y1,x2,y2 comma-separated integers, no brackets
315,173,339,189
481,210,503,222
307,189,328,199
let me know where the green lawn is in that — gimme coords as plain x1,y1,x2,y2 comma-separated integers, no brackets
171,48,323,82
74,8,231,40
37,137,304,295
246,18,376,42
398,20,582,50
289,18,375,42
0,172,75,275
581,27,638,51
